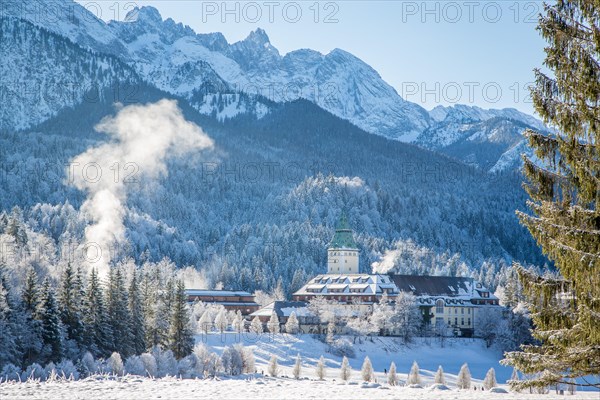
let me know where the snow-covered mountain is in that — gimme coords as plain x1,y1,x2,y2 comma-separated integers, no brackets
3,1,545,170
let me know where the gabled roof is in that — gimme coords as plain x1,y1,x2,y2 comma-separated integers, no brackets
390,275,492,298
250,301,309,318
185,289,253,297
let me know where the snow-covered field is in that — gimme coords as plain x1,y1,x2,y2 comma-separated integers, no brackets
1,334,597,399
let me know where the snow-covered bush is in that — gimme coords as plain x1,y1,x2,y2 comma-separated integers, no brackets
1,363,22,381
21,363,44,381
44,362,57,381
315,356,325,380
55,360,79,380
154,347,177,378
125,356,145,376
387,362,397,386
176,355,197,379
329,338,355,358
268,355,278,377
406,361,420,385
140,353,158,378
434,365,445,385
360,356,374,382
236,345,255,374
483,367,497,390
193,344,220,377
106,352,124,376
221,346,243,375
340,356,352,382
80,352,99,377
456,363,471,389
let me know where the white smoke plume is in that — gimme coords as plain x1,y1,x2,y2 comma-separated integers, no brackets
68,99,214,277
371,248,401,274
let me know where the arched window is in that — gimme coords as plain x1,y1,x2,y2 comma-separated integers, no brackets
436,299,444,314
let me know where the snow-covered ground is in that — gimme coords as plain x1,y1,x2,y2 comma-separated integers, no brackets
1,334,596,399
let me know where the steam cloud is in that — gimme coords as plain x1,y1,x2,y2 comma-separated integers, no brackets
68,99,214,277
371,248,400,274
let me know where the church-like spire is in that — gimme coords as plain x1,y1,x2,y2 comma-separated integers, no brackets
329,210,357,249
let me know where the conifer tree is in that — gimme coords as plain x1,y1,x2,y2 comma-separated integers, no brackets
285,311,299,334
268,354,278,377
340,356,352,382
233,310,244,333
387,361,397,386
157,278,174,348
483,367,497,390
83,268,113,357
502,0,600,390
406,360,420,385
360,356,374,382
456,363,471,389
0,280,19,369
37,279,63,363
58,263,84,349
434,365,446,385
267,311,280,334
22,268,39,313
168,281,193,359
250,316,263,333
19,268,42,366
293,354,302,379
107,268,133,357
128,270,146,355
315,355,325,380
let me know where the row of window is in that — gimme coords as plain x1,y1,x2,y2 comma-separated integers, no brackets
330,251,357,256
436,317,471,327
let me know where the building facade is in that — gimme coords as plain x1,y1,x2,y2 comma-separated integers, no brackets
185,289,259,315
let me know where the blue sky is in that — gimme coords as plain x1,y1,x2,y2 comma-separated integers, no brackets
79,1,547,115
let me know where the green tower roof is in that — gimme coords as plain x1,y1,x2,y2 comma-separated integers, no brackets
328,212,358,249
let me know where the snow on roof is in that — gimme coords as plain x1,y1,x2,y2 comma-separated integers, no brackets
185,289,253,297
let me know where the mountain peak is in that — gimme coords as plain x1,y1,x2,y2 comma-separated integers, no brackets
125,6,163,23
244,28,270,46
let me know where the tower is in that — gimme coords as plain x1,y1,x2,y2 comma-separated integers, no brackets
327,211,359,274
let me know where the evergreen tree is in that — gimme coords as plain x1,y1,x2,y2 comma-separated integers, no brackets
141,272,159,349
168,281,193,359
360,356,374,382
214,308,228,333
19,268,42,366
58,263,84,350
157,278,174,348
250,316,263,333
233,310,244,333
0,280,19,369
502,0,600,390
128,270,146,355
434,365,446,385
483,367,497,390
107,268,133,357
387,361,397,386
340,356,352,382
267,311,280,334
37,279,63,363
406,360,420,386
83,268,113,357
267,354,278,377
315,355,325,380
456,363,471,389
285,311,299,334
293,354,302,379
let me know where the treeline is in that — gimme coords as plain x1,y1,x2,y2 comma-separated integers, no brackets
0,262,194,375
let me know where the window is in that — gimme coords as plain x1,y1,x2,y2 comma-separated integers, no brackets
454,308,458,314
454,317,458,326
461,318,464,325
467,318,471,326
436,299,444,314
461,308,464,314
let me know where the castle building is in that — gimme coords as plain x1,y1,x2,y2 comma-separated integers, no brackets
326,212,359,274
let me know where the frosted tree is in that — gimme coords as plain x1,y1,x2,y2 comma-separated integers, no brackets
285,311,299,334
214,309,228,333
58,263,84,351
233,310,244,333
250,316,263,334
267,354,278,377
267,311,280,334
360,356,374,382
168,281,194,359
387,362,398,386
391,292,421,342
37,278,63,363
107,268,133,357
83,268,113,357
483,367,497,390
406,360,420,385
340,356,352,382
315,355,326,380
198,310,212,334
499,0,600,390
434,365,446,385
20,268,42,365
128,271,146,355
292,354,302,379
456,363,471,389
107,352,124,375
221,346,243,375
0,280,19,369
